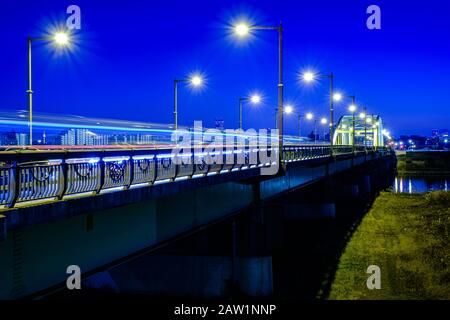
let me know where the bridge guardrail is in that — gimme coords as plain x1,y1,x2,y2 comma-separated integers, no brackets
0,145,388,208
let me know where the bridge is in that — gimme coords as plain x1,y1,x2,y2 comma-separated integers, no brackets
333,114,385,147
0,139,396,299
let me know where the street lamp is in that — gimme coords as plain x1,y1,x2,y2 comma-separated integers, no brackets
173,75,203,130
359,108,368,149
303,112,317,143
284,106,313,142
333,93,343,102
235,24,250,37
239,94,261,130
27,31,71,145
302,72,315,83
333,93,357,147
54,32,70,45
283,105,301,139
348,104,357,150
284,105,293,115
301,71,338,150
234,21,284,162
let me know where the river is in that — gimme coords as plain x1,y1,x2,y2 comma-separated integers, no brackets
393,175,449,193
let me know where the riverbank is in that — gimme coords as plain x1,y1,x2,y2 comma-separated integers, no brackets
397,150,450,175
328,191,450,300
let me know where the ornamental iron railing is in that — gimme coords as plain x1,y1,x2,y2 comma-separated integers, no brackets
0,145,389,208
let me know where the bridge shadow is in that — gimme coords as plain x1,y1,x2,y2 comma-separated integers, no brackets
45,171,395,300
271,194,377,300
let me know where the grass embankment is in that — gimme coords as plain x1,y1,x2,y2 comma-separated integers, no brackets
328,191,450,300
396,151,450,175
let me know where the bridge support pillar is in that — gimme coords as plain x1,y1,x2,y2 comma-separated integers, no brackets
336,184,359,199
85,254,273,297
281,203,336,220
358,174,372,196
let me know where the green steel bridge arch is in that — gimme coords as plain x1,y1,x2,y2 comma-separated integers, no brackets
333,114,385,147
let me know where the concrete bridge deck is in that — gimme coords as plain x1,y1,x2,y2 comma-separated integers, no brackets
0,145,395,298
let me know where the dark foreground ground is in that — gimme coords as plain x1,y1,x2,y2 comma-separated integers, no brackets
43,187,450,301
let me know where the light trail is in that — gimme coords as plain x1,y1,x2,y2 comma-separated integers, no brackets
0,110,325,151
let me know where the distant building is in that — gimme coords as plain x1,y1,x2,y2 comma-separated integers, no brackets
432,129,439,137
57,129,160,147
439,129,449,138
0,132,18,146
61,129,76,146
430,129,449,145
16,133,28,146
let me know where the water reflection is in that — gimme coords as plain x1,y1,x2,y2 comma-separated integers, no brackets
394,176,449,193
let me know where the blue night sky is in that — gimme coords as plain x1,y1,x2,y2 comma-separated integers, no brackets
0,0,449,136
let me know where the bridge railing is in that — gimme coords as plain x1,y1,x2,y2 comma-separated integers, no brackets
0,145,388,208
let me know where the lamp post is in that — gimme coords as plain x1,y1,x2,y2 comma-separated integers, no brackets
27,32,71,145
349,95,356,149
348,103,357,151
234,22,284,162
366,115,372,147
364,107,367,150
321,117,328,141
239,94,261,130
332,93,357,148
305,112,315,143
359,107,368,151
302,71,340,152
297,114,303,138
284,106,313,143
173,75,203,131
313,120,318,144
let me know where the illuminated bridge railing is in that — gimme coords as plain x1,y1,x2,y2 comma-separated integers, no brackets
0,145,387,208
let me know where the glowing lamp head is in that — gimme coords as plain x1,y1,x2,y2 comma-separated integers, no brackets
250,94,261,104
366,117,372,123
54,32,69,46
306,113,314,120
284,105,294,114
359,112,366,119
333,93,343,102
321,118,328,125
348,105,357,113
190,75,203,87
235,24,250,37
302,71,315,83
